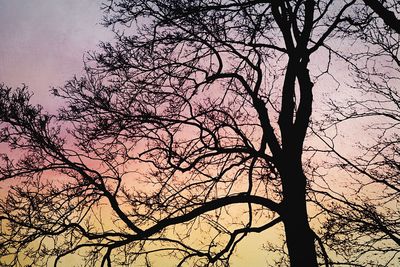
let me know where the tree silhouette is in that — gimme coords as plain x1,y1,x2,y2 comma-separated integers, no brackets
362,0,400,34
312,1,400,265
0,1,398,266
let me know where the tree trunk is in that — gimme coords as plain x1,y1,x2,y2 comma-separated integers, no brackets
281,163,318,267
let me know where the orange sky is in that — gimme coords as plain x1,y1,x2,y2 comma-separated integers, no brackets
1,1,395,266
0,4,280,265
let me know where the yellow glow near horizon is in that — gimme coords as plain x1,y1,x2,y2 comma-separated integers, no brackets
1,1,398,266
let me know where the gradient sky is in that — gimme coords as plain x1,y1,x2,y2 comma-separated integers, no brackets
1,1,390,266
0,0,112,109
0,3,282,266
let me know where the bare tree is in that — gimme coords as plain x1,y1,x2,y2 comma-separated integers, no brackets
362,0,400,34
312,1,400,265
2,0,396,266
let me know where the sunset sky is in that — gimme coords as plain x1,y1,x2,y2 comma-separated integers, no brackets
0,2,274,265
1,1,396,266
0,0,112,109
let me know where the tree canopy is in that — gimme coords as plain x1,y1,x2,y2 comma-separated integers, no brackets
0,0,399,266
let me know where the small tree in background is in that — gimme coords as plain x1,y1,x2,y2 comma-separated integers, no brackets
312,1,399,265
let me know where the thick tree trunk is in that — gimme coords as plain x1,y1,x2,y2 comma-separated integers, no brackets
281,164,318,267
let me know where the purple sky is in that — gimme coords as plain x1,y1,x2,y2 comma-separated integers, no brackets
0,0,112,108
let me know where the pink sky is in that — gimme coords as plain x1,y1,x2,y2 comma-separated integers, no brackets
0,0,112,109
